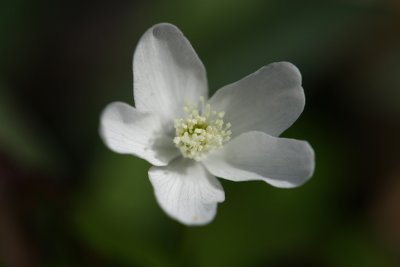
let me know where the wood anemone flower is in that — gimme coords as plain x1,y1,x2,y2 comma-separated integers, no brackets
100,23,315,225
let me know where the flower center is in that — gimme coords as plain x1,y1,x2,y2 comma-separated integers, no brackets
173,97,231,161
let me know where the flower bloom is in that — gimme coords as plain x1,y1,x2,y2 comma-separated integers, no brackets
100,23,315,225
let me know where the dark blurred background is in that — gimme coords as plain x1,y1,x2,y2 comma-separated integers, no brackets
1,0,400,266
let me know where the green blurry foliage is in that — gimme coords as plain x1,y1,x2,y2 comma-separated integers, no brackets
0,82,64,171
0,0,64,171
0,0,24,63
73,146,181,267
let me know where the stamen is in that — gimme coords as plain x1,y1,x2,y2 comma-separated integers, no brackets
174,98,232,161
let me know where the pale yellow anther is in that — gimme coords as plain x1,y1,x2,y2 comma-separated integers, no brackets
174,97,232,161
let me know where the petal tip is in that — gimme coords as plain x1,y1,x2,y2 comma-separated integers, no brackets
284,140,316,188
180,213,217,226
151,22,178,30
150,22,182,40
148,160,223,226
267,61,302,85
304,140,316,179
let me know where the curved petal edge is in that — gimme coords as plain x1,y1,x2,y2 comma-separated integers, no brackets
208,62,305,138
99,101,179,166
149,158,225,225
133,23,208,124
202,131,315,188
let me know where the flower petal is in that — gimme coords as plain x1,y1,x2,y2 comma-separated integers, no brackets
202,131,315,188
100,102,179,166
149,158,225,225
133,23,208,123
208,62,304,138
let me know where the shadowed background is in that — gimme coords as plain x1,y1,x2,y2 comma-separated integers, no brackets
1,0,400,266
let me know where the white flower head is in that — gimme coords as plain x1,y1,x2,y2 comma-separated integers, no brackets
100,23,315,226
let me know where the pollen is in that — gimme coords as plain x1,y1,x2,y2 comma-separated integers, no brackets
173,97,232,161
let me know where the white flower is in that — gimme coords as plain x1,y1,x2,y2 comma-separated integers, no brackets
100,23,315,225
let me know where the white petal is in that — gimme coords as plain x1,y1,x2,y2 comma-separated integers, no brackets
133,23,208,124
149,158,225,225
208,62,304,138
202,131,315,188
100,102,179,166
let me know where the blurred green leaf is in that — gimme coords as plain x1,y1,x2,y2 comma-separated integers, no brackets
72,147,182,267
0,81,64,171
0,0,24,61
